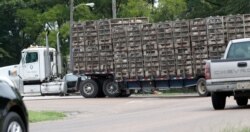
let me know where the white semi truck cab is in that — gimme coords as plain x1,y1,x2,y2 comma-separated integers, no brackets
0,45,68,96
20,46,57,83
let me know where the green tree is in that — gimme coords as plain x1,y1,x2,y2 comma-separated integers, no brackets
118,0,151,18
186,0,250,19
152,0,187,22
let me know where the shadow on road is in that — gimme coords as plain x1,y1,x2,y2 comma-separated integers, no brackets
129,95,202,99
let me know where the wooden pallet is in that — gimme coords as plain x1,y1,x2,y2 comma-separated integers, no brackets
115,72,129,80
208,45,226,52
176,66,193,76
207,16,225,46
160,68,176,77
114,63,129,68
225,15,244,41
175,48,191,54
143,50,158,57
245,14,250,38
145,70,160,78
129,69,144,78
160,60,176,67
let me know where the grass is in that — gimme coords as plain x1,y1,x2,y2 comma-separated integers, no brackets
29,111,66,123
222,126,250,132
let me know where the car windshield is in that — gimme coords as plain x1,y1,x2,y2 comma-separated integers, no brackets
227,41,250,59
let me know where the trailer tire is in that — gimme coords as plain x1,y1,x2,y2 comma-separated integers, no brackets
212,92,226,110
80,79,99,98
103,79,120,97
236,97,248,106
196,78,209,97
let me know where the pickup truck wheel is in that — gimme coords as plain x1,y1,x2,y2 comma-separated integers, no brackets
211,92,226,110
196,78,209,97
80,79,99,98
236,97,248,106
103,79,121,97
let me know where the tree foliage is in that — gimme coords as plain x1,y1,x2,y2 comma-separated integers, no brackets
118,0,151,18
0,0,250,66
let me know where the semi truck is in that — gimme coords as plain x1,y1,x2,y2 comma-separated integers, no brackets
2,14,250,98
0,33,86,96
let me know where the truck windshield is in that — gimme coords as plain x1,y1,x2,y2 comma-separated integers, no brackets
227,41,250,59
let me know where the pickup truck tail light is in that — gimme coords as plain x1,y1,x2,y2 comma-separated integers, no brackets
205,63,211,79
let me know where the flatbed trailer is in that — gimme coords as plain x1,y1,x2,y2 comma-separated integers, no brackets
71,14,250,98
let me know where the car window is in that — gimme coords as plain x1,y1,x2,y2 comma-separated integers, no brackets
0,81,16,99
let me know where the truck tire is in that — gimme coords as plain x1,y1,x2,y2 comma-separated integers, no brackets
236,97,248,106
196,78,209,97
80,79,99,98
103,79,121,97
211,92,226,110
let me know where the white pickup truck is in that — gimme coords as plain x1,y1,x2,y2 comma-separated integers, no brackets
206,38,250,110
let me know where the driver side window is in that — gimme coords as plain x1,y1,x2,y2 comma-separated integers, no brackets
26,52,38,63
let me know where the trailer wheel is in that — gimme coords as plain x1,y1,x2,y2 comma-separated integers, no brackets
211,92,226,110
196,78,209,97
235,97,248,106
103,79,121,97
80,79,99,98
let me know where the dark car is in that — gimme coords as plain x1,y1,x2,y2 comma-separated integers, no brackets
0,78,28,132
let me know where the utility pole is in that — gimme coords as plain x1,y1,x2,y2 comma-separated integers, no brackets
69,0,74,72
112,0,116,18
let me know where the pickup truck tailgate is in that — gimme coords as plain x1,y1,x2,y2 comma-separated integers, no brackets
210,60,250,79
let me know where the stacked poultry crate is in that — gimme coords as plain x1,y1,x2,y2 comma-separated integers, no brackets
225,15,244,41
112,26,129,81
173,20,192,77
141,24,159,79
207,16,226,59
156,22,175,78
72,23,85,73
98,20,113,73
110,17,148,28
244,14,250,38
84,21,99,73
126,25,144,79
190,18,208,76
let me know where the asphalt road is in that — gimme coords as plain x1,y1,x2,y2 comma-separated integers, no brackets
24,94,250,132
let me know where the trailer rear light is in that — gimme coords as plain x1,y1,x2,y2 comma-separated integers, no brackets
205,63,211,80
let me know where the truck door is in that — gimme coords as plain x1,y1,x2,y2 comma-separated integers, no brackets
21,52,40,82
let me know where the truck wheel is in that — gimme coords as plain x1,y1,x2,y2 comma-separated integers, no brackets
80,79,99,98
236,97,248,106
196,78,209,97
211,92,226,110
103,79,121,97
